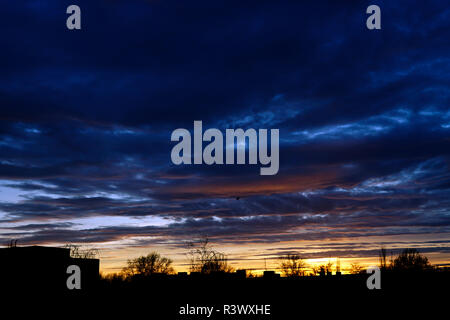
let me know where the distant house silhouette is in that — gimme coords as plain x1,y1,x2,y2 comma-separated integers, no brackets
0,246,99,292
263,270,280,279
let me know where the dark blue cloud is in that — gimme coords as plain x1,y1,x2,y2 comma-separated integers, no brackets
0,0,449,264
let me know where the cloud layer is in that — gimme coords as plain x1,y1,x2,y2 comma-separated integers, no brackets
1,0,449,270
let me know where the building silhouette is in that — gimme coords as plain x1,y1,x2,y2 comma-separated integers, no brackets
0,245,99,292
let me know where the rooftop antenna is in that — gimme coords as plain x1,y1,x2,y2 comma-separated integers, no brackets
264,258,267,271
336,257,341,274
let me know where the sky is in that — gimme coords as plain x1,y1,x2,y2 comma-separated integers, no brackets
0,0,449,274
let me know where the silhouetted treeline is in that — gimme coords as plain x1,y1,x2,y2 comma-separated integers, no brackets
100,245,449,288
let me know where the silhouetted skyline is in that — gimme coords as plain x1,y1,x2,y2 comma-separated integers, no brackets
0,0,449,274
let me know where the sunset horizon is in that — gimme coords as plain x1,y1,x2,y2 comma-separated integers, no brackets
1,2,449,309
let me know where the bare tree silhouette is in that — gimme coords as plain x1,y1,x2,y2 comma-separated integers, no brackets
186,237,234,274
379,247,388,270
278,254,306,277
64,244,99,259
122,252,175,277
350,263,365,274
312,262,333,276
391,249,432,272
7,239,18,248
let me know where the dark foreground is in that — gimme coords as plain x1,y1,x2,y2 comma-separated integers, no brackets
4,271,448,318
